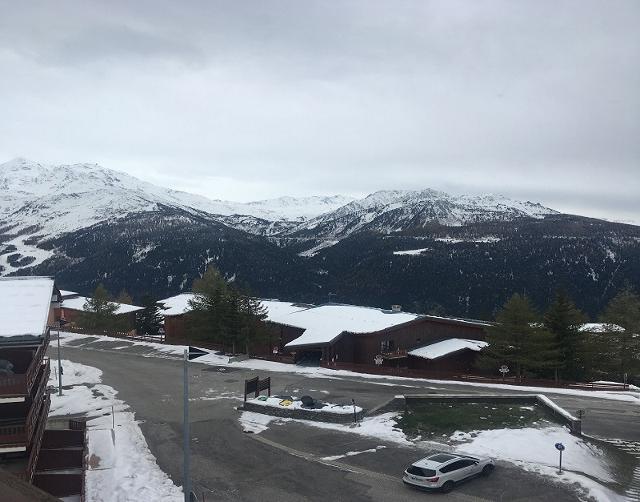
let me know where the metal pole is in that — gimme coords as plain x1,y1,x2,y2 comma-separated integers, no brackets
352,398,357,424
57,327,62,396
558,450,562,474
183,348,190,502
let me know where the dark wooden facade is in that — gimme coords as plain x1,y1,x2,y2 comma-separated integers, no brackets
162,304,489,369
290,316,489,371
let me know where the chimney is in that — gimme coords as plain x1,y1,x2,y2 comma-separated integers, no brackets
391,304,402,312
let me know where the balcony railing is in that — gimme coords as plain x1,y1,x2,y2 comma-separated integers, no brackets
0,360,50,448
24,394,50,483
0,332,49,397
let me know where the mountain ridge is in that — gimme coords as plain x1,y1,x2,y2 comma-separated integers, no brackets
2,157,638,319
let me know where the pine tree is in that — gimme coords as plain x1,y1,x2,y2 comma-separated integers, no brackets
544,290,587,381
136,295,164,337
600,287,640,381
187,267,230,345
77,284,122,332
478,293,561,380
186,266,269,354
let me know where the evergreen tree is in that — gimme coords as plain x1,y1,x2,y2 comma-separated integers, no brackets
187,267,230,345
136,295,164,337
77,284,123,332
186,266,269,354
599,287,640,380
543,290,587,381
478,293,560,379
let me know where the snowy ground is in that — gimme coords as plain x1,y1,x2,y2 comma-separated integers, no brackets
48,360,183,502
57,331,640,404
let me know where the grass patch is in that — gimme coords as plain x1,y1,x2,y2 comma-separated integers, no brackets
397,401,561,439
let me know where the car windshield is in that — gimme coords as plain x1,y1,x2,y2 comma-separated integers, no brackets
407,466,437,478
428,454,457,463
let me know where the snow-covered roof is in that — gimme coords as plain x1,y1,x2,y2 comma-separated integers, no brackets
578,323,625,333
259,300,310,324
408,338,488,360
62,295,143,314
158,293,195,316
158,294,310,322
59,289,78,297
284,304,422,348
158,294,488,349
0,277,54,339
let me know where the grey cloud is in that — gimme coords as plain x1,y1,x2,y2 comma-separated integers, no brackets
0,0,637,222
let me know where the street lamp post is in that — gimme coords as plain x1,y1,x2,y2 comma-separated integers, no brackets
57,316,68,396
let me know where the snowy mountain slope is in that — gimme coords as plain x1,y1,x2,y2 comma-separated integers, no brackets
0,158,350,272
288,189,557,242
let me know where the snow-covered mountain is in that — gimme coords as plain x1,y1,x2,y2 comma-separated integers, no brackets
3,158,638,319
0,157,351,272
288,188,557,243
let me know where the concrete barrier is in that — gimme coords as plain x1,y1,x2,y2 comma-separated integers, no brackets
383,393,582,436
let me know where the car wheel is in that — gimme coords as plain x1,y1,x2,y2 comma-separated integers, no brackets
441,481,454,493
482,465,494,477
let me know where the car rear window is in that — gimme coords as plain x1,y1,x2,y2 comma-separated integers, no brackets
407,466,437,477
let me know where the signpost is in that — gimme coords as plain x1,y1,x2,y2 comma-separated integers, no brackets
555,442,565,474
499,365,509,382
184,346,208,502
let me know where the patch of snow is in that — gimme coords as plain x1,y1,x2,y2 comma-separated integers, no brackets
239,411,285,433
298,240,339,257
408,339,488,360
393,248,430,256
578,323,625,333
321,445,386,461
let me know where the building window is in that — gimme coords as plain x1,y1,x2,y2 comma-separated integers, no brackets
380,339,395,352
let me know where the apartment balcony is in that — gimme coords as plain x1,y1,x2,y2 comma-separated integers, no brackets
0,332,50,398
0,360,50,452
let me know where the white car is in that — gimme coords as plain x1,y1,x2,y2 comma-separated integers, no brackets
403,453,495,493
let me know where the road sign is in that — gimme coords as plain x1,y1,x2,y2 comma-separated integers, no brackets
374,355,384,366
188,346,208,361
499,365,509,374
555,442,565,451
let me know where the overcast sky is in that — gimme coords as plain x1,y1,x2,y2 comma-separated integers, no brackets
0,1,638,223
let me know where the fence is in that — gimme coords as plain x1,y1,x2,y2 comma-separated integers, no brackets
322,361,633,392
54,324,165,343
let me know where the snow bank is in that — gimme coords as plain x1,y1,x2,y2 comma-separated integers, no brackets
455,427,624,501
247,396,362,414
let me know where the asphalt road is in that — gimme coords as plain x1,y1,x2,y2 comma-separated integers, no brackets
51,336,639,501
